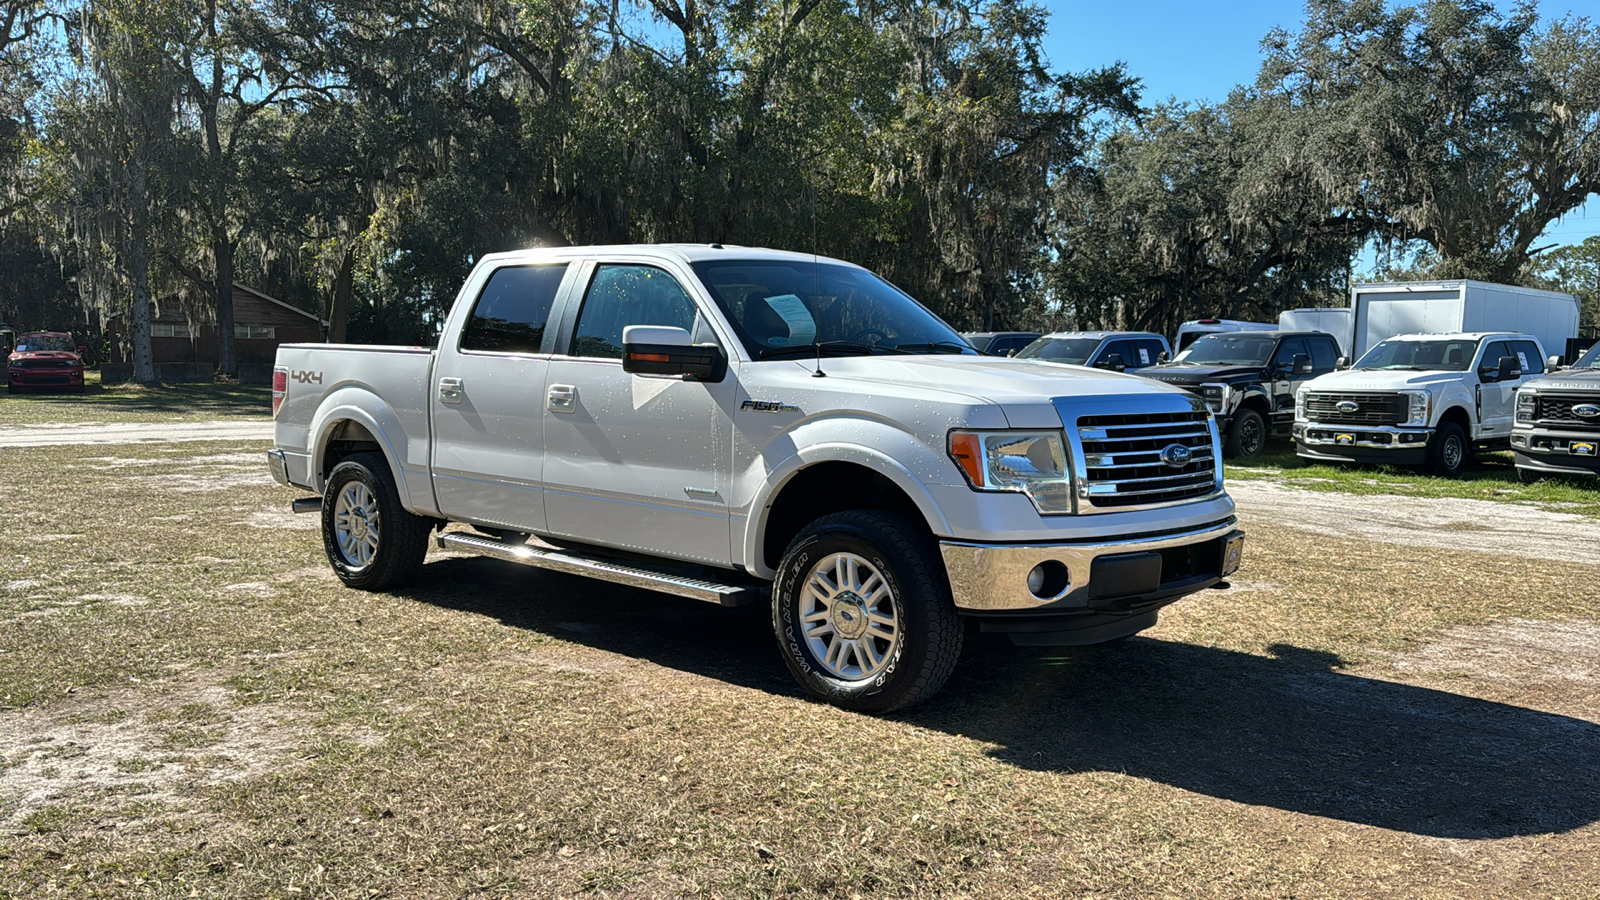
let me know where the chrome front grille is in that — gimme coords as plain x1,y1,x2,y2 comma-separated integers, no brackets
1304,391,1406,425
1535,394,1600,429
1075,410,1219,509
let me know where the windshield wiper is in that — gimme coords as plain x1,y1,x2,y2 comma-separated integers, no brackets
892,340,971,354
755,341,887,360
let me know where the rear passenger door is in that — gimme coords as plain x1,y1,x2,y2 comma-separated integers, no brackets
430,262,574,533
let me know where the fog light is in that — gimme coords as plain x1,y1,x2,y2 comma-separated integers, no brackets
1026,561,1071,600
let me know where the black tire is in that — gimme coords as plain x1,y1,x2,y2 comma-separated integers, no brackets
1426,422,1470,478
1517,466,1541,485
320,451,430,591
1224,408,1266,459
772,510,963,714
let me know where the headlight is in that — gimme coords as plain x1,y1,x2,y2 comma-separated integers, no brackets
1295,387,1308,422
948,430,1072,514
1401,390,1431,427
1516,391,1536,423
1200,383,1230,413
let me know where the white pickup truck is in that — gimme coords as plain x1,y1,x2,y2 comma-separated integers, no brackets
268,244,1244,712
1293,332,1548,476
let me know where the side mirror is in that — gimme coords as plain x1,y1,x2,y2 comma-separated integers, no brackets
1292,353,1312,376
1335,356,1350,370
1156,350,1170,363
622,325,725,381
1498,355,1521,381
1548,354,1564,371
1099,352,1125,372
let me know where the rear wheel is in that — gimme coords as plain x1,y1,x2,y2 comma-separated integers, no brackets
321,451,431,590
772,510,963,714
1224,408,1266,459
1427,422,1470,477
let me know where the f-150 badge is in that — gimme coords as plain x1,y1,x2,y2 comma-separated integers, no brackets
741,399,801,414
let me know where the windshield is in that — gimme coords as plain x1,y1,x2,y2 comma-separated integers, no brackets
1015,337,1101,365
1355,338,1480,371
1171,333,1276,366
1572,343,1600,369
14,334,74,353
690,260,975,358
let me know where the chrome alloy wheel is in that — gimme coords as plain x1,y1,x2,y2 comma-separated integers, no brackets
799,552,901,681
332,482,381,569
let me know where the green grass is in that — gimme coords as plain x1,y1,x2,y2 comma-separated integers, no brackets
1228,446,1600,516
0,370,270,425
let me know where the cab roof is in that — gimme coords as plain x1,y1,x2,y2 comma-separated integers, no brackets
476,243,859,269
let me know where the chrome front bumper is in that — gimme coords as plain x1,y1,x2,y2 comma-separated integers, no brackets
940,519,1243,612
1294,422,1433,449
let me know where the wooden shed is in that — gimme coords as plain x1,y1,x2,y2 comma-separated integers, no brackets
106,283,325,383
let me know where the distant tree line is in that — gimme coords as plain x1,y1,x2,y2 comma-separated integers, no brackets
0,0,1596,382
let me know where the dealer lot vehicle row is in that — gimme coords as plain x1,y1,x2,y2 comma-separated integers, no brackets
269,244,1243,714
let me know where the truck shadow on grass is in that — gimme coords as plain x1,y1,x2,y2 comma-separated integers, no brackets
403,556,1600,841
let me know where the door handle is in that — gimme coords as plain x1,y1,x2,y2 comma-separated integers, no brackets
438,377,464,404
548,383,576,412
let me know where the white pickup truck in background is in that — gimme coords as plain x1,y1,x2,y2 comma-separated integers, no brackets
1294,332,1547,477
268,244,1244,712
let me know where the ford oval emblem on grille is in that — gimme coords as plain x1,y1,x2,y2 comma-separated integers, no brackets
1336,400,1360,413
1574,404,1600,418
1160,443,1193,468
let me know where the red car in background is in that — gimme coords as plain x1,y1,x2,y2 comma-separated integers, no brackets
7,332,87,393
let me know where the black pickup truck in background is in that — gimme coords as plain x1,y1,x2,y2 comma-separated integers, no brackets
1133,330,1343,459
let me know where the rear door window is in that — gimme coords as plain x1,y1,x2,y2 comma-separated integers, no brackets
459,264,568,354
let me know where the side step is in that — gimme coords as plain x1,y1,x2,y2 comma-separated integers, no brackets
435,531,766,608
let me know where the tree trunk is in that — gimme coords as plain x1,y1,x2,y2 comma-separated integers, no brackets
128,154,157,385
213,227,236,376
327,246,354,343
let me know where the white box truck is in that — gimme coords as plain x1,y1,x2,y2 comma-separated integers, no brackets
1278,308,1354,357
1350,281,1579,361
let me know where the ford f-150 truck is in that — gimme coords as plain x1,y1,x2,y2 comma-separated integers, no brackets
268,245,1244,712
1512,341,1600,482
1294,332,1546,476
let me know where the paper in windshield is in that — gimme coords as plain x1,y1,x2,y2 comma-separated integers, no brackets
761,294,817,347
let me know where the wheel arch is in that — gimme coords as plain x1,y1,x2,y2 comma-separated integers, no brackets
308,397,414,508
746,448,953,579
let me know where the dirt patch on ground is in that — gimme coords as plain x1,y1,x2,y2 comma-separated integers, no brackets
1231,480,1600,565
0,678,376,832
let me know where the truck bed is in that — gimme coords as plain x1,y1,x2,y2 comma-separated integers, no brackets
272,343,437,513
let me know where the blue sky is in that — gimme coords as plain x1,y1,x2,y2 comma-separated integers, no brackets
1036,0,1600,254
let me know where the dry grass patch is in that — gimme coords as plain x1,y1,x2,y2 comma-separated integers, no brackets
1,437,1598,898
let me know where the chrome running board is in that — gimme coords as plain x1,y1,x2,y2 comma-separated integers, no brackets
435,531,766,607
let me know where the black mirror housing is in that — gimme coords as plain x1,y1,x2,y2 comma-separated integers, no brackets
1292,353,1312,376
622,326,726,381
1100,352,1125,372
1497,355,1521,381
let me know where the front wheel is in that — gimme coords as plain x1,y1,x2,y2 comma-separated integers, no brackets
1517,466,1541,485
1224,408,1266,459
321,451,431,590
772,511,963,714
1426,422,1470,478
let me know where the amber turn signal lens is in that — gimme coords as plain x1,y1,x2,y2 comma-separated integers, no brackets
948,432,985,487
630,353,670,363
